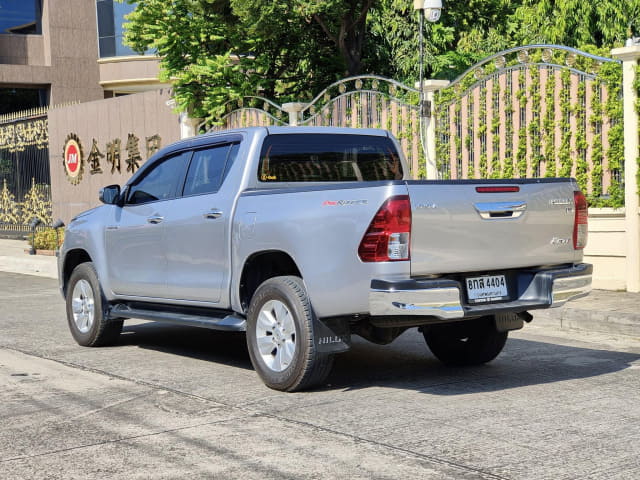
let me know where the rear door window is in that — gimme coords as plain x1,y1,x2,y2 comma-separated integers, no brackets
182,142,240,196
258,134,403,182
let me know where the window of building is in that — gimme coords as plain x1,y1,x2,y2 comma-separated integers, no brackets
0,0,41,35
96,0,140,58
0,87,47,114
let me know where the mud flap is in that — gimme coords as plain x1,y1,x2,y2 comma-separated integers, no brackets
494,312,525,332
313,317,351,354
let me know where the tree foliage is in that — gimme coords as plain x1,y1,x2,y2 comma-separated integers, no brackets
121,0,380,120
369,0,522,81
512,0,640,48
120,0,640,121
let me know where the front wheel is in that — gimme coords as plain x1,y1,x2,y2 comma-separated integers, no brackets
66,262,123,347
423,317,508,366
246,276,333,392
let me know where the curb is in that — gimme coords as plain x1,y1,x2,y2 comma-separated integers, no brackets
532,292,640,340
0,255,58,279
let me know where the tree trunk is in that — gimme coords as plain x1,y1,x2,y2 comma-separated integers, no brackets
314,0,373,77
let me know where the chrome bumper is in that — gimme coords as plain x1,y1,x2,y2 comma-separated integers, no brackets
369,263,592,320
550,274,592,307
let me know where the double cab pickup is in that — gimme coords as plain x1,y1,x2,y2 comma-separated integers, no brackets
58,127,592,391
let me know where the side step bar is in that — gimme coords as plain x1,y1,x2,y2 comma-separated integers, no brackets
109,304,246,332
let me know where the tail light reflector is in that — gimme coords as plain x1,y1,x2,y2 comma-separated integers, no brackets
358,195,411,262
573,191,588,250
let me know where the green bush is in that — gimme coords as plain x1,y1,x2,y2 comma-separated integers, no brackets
28,228,65,250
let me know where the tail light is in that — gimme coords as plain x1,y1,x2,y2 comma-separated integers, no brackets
573,191,588,250
476,186,520,193
358,195,411,262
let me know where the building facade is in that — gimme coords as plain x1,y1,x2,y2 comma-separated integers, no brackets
0,0,166,110
0,0,178,237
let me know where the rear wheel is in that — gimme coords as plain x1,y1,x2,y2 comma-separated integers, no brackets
246,276,333,392
423,317,508,366
66,262,123,347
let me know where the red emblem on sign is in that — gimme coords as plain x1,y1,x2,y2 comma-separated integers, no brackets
66,144,79,172
63,133,84,185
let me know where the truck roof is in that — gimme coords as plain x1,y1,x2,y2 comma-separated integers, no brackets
146,126,393,168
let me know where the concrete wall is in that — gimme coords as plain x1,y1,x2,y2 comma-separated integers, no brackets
585,209,627,291
49,89,181,223
0,34,46,66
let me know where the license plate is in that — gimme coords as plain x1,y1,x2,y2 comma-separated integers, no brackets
466,275,508,303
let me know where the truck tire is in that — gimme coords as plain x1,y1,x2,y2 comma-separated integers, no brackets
66,262,123,347
246,276,334,392
423,317,508,366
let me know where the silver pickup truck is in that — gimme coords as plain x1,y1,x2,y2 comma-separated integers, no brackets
58,126,592,391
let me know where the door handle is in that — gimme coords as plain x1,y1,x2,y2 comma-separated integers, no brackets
474,202,526,219
203,209,223,220
147,215,164,224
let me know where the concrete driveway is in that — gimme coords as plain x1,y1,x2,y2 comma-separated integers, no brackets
1,272,639,479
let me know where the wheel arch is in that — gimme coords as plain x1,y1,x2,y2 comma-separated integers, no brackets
62,249,93,296
239,250,302,314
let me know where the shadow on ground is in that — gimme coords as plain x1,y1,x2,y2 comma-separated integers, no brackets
119,322,253,371
328,333,640,394
116,322,640,394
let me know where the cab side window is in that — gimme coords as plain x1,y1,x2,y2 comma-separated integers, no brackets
127,152,189,205
183,143,237,196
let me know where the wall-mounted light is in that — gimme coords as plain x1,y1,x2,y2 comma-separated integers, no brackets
52,219,65,257
28,217,42,255
414,0,443,23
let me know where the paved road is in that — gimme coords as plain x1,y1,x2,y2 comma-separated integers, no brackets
1,272,639,479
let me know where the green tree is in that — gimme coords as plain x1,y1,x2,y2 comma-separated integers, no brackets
370,0,640,82
292,0,376,75
122,0,247,120
121,0,381,121
121,0,640,121
368,0,524,81
512,0,640,47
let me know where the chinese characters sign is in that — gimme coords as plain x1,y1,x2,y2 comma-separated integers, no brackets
62,133,162,185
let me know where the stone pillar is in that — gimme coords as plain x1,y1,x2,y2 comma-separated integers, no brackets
179,111,201,139
612,45,640,292
282,103,308,126
416,80,450,179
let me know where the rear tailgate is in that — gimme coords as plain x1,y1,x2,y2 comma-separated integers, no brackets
407,179,581,276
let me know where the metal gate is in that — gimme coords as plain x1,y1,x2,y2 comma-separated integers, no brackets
434,45,623,208
210,76,425,178
0,107,52,236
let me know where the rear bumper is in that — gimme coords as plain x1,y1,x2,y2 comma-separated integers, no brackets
369,263,592,320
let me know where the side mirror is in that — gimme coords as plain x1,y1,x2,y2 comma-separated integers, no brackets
99,184,121,205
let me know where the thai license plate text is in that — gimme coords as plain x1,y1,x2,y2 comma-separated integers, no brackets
466,275,508,303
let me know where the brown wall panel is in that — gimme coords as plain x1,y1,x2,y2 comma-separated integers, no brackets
49,89,180,223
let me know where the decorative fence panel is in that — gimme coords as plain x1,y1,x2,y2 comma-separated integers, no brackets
208,76,425,178
298,76,424,177
434,45,624,208
0,107,52,236
211,97,287,131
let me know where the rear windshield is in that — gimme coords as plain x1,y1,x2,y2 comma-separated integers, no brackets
258,134,403,182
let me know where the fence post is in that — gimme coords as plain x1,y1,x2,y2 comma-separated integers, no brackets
612,44,640,292
179,111,202,139
282,103,308,126
417,80,450,179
